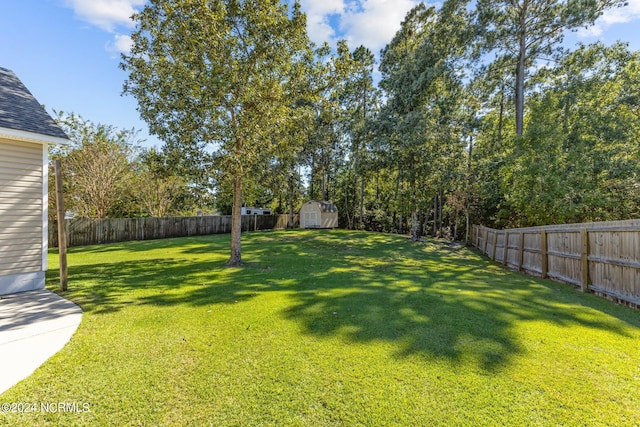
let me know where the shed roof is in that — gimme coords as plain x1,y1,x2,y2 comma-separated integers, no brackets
302,200,337,213
318,201,337,213
0,67,68,140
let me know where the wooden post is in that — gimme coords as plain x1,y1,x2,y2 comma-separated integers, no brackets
55,160,68,291
491,231,498,260
254,214,258,232
503,232,509,266
540,230,548,279
483,228,489,256
581,228,590,292
518,232,524,272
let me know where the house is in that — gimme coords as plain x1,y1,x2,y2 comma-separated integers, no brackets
0,67,68,295
299,201,338,229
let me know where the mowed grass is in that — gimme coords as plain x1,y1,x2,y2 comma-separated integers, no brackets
2,230,640,426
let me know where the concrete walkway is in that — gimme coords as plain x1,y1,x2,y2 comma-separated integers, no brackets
0,289,82,395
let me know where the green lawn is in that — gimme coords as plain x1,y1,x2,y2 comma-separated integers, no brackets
2,230,640,426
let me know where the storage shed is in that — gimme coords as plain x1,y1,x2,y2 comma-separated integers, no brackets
299,201,338,229
0,67,68,295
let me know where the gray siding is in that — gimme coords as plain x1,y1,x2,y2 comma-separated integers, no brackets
0,138,43,276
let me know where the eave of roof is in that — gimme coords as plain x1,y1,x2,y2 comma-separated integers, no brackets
0,126,69,145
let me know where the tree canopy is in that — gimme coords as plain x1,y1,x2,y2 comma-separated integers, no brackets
122,0,313,265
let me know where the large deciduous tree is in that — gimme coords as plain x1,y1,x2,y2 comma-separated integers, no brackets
122,0,312,265
51,112,139,219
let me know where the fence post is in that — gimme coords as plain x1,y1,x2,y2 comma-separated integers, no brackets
483,228,489,256
491,231,498,260
540,229,548,279
518,232,524,272
503,232,509,266
581,228,590,292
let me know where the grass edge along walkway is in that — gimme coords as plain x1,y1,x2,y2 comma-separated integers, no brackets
1,229,639,426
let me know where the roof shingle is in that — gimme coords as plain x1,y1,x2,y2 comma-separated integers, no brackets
0,67,68,140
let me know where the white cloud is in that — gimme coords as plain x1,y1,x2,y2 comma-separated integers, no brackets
298,0,346,45
298,0,422,55
340,0,420,54
577,0,640,37
107,34,134,55
114,34,134,53
63,0,145,32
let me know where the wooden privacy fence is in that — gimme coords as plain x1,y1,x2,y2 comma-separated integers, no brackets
50,214,299,248
472,219,640,307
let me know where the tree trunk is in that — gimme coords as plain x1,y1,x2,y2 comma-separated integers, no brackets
438,187,443,238
465,209,470,245
321,148,327,200
465,136,473,245
396,173,403,234
497,85,504,147
411,208,420,242
288,172,294,229
322,172,326,201
358,80,367,228
310,154,315,200
228,175,243,266
359,178,365,228
515,16,526,138
454,211,458,241
432,195,438,236
346,198,354,230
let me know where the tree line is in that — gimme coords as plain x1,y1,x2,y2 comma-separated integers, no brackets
53,0,637,264
48,111,213,220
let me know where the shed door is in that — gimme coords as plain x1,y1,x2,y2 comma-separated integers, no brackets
303,211,320,228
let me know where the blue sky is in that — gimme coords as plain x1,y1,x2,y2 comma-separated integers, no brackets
1,0,639,148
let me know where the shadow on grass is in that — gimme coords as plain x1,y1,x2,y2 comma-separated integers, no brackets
48,230,640,372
